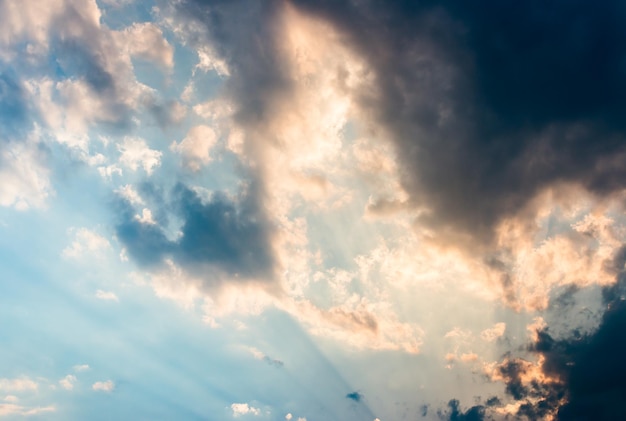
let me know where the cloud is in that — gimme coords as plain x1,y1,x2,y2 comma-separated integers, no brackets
246,347,284,368
59,375,77,391
115,184,144,205
62,228,111,259
480,323,506,342
116,22,174,69
474,266,626,420
170,125,218,171
0,404,56,417
92,380,114,392
0,378,37,392
117,137,162,175
73,364,90,372
231,403,260,417
115,182,276,285
437,399,485,421
346,392,362,402
95,290,119,302
289,0,626,251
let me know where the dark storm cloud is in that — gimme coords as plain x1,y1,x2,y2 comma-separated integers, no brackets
492,270,626,420
173,184,274,277
438,399,485,421
115,182,275,282
346,391,363,402
288,0,626,246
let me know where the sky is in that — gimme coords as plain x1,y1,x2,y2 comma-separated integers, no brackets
1,0,626,420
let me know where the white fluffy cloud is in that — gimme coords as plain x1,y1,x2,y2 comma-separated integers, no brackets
115,184,144,205
118,137,162,175
92,380,114,392
231,403,260,417
170,125,217,171
116,22,174,69
0,378,38,392
59,375,77,391
62,228,111,259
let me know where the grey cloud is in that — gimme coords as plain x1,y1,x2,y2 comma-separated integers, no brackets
262,355,284,368
173,0,290,129
483,258,626,420
287,0,626,248
438,400,485,421
173,183,274,278
54,38,115,93
346,391,362,402
115,181,275,283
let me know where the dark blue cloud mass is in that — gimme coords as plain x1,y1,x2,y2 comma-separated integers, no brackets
115,182,275,284
288,0,626,247
492,271,626,420
438,399,485,421
346,391,363,402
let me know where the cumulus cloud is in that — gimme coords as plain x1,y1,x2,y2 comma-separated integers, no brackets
116,22,174,69
115,182,276,285
92,380,114,392
59,375,77,391
62,228,111,259
231,403,260,417
115,184,144,205
291,0,626,246
480,323,506,342
117,137,162,175
170,125,218,171
0,378,37,392
165,0,626,321
0,0,173,156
